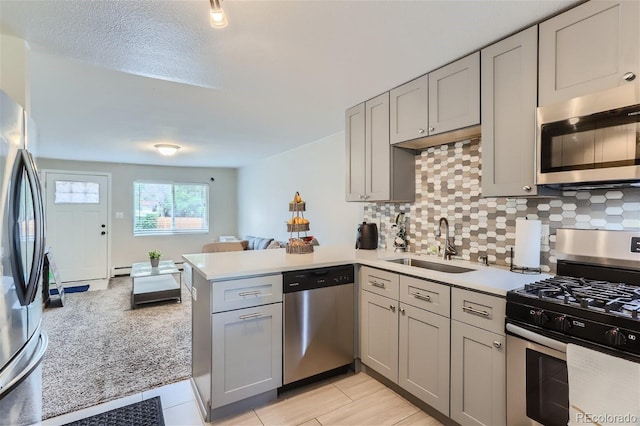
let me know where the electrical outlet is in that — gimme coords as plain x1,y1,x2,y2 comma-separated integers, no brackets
540,224,550,246
191,287,198,301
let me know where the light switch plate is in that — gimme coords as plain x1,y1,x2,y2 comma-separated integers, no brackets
191,287,198,301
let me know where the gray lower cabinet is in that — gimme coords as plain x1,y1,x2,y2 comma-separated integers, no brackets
360,269,451,417
481,26,541,198
345,94,415,202
190,271,283,421
360,289,399,382
539,0,639,106
450,288,506,426
398,302,450,416
211,302,283,409
450,320,506,426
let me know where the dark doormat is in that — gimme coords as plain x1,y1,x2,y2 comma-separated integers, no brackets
63,396,164,426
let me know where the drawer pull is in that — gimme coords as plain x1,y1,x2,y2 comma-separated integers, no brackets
390,305,396,312
463,305,490,318
238,290,262,297
411,292,431,302
493,341,502,349
239,313,262,320
371,281,386,289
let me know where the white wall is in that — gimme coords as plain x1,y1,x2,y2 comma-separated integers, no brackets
238,131,363,246
36,158,238,270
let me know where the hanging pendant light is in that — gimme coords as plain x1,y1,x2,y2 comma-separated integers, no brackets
210,0,228,28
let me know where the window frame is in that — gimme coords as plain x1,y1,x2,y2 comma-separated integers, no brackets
133,180,209,236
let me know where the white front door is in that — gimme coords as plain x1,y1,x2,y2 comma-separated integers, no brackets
44,172,109,282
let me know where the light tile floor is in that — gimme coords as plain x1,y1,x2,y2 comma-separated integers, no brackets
41,373,443,426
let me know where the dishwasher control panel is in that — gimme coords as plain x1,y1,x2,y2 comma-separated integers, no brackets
282,264,354,293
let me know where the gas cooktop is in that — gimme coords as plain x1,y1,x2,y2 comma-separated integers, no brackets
515,276,640,320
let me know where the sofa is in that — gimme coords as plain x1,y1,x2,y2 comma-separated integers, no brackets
201,236,284,253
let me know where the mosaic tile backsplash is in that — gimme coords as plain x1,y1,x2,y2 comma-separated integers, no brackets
363,139,640,273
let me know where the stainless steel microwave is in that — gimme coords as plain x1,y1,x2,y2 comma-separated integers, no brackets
537,85,640,189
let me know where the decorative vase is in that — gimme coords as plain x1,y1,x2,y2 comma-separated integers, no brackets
150,258,160,267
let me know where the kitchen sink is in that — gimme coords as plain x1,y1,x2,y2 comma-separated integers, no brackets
385,258,473,274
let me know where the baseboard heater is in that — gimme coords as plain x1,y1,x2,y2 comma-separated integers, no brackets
112,261,186,277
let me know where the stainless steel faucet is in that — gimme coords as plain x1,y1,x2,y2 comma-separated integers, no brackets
435,217,457,260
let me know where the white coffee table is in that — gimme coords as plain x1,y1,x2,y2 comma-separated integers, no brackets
131,260,182,309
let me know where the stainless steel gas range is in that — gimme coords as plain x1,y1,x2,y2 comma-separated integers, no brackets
505,229,640,426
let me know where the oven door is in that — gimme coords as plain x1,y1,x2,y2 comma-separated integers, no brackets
506,323,569,426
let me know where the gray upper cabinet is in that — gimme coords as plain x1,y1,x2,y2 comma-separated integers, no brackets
428,52,480,136
345,93,415,202
389,75,428,144
345,103,366,201
539,0,640,106
481,26,541,197
365,93,392,201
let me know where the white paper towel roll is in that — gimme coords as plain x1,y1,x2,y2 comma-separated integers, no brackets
514,219,541,268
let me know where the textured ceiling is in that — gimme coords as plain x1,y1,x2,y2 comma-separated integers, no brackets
0,0,576,167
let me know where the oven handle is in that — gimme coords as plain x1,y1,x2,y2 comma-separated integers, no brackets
506,323,567,354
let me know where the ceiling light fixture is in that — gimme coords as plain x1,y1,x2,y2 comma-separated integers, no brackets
154,144,181,156
210,0,228,28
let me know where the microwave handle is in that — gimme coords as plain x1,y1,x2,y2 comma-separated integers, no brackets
506,323,567,354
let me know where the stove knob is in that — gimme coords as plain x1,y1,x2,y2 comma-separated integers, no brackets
533,310,549,326
605,328,627,346
554,315,572,332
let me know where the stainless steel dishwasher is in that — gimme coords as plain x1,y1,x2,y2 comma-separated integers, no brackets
282,264,355,387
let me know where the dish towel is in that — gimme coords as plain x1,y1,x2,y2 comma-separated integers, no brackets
567,343,640,426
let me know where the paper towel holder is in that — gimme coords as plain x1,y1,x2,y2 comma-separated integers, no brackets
509,247,541,274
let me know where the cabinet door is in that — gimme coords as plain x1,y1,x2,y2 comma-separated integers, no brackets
211,303,282,408
450,320,506,426
345,103,366,201
539,0,639,106
365,92,391,201
481,26,540,197
428,52,480,135
398,303,450,416
390,75,428,144
360,289,398,383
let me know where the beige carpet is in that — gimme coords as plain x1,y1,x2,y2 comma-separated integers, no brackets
41,276,191,420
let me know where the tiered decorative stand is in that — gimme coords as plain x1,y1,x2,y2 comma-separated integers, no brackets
286,197,314,254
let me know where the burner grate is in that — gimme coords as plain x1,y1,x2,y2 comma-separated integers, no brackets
517,276,640,319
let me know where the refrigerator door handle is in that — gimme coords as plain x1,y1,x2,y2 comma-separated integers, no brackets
0,329,48,400
8,149,45,306
23,150,45,305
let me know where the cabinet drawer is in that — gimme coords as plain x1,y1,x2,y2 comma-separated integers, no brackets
451,288,505,335
400,275,450,318
360,266,399,299
212,274,283,313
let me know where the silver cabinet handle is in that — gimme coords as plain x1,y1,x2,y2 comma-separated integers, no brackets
371,281,386,289
463,305,490,317
623,72,636,81
238,290,262,297
239,313,262,320
400,307,406,314
359,194,365,199
390,305,396,312
493,341,502,349
523,185,532,191
418,128,425,134
428,127,435,132
411,292,431,302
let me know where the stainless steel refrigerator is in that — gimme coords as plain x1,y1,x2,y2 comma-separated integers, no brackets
0,90,48,425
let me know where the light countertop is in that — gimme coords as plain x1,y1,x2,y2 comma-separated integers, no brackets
182,245,551,296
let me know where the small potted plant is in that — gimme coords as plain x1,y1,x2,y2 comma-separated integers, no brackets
148,250,162,267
